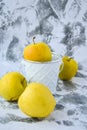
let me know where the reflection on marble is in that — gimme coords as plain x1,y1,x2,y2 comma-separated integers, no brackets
0,0,87,130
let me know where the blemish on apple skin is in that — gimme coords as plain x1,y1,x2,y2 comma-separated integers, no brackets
21,78,27,88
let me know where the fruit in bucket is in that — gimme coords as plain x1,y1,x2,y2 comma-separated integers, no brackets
18,82,56,118
0,72,27,101
23,37,52,62
59,56,78,80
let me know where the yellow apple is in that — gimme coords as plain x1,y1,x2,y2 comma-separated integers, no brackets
0,72,27,101
23,37,52,62
59,56,78,80
18,82,56,118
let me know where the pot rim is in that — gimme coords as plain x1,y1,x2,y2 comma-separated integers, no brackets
23,52,60,64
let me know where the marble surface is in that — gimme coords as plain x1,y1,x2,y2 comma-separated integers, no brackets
0,72,87,130
0,0,87,130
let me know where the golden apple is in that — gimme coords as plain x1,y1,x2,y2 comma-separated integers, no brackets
23,37,52,62
0,72,27,101
59,56,78,80
18,82,56,118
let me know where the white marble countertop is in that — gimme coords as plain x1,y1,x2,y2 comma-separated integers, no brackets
0,61,87,130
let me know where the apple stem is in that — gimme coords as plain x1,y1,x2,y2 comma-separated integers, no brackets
33,36,36,44
67,57,72,61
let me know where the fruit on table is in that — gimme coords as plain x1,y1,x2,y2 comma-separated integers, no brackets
59,56,78,80
0,72,27,101
23,37,52,62
18,82,56,118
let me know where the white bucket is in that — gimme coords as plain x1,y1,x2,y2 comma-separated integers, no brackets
21,53,61,93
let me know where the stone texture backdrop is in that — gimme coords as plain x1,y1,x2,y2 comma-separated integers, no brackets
0,0,87,63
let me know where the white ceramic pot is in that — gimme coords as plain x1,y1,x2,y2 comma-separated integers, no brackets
21,53,61,94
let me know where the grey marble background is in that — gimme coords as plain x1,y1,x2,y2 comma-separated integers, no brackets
0,0,87,62
0,0,87,130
